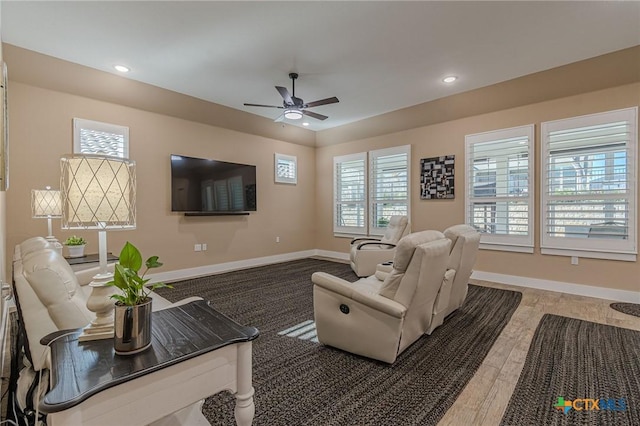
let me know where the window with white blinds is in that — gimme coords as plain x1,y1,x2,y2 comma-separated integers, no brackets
465,125,534,252
275,153,297,184
370,146,410,234
334,153,367,235
73,118,129,158
541,107,637,261
334,146,410,236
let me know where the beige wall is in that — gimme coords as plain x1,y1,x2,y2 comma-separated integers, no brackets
4,42,640,294
316,83,640,293
6,82,317,273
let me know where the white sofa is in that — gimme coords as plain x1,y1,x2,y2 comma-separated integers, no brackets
11,237,204,425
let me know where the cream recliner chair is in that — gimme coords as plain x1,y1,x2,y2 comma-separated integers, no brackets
427,224,481,334
349,215,409,277
313,230,453,363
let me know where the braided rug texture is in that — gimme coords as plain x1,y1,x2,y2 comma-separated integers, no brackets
610,302,640,318
156,258,522,426
501,314,640,426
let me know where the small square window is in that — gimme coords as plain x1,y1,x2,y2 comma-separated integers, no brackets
275,153,297,184
73,118,129,158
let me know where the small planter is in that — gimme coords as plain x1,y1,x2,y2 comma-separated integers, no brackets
114,298,153,355
66,244,86,258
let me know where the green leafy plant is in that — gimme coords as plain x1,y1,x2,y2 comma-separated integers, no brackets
107,241,172,306
377,217,390,227
64,235,87,246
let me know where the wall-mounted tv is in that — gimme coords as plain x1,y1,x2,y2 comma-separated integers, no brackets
171,154,257,214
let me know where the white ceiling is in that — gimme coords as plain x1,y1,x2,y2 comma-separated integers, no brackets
2,1,639,132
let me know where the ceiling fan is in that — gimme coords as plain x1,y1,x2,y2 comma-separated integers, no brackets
244,73,339,121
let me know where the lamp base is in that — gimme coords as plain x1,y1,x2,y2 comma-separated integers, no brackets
46,238,63,255
78,325,114,341
79,272,117,341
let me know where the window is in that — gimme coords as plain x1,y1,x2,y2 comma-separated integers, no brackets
541,107,637,261
73,118,129,158
465,125,534,252
334,145,410,236
370,146,410,233
334,152,367,235
275,153,297,184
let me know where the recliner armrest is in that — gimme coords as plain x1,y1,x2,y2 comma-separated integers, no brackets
356,242,396,250
311,272,406,318
350,237,381,245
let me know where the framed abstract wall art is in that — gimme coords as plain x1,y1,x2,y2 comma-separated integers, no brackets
420,155,455,199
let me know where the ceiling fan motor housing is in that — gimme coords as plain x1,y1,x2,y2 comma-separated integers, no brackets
243,72,338,121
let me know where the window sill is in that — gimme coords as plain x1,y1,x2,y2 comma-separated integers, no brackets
334,233,368,239
479,243,534,254
541,248,637,262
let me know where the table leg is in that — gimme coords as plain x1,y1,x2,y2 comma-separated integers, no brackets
234,341,255,426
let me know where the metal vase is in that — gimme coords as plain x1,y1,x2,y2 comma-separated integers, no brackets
114,298,152,355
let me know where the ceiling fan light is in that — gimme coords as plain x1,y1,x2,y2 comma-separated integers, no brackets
284,109,303,120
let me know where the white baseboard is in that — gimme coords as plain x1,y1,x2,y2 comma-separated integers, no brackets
472,270,640,303
148,249,639,303
314,249,350,261
148,250,316,283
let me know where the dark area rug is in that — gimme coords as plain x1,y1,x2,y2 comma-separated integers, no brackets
610,302,640,318
501,314,640,426
155,258,522,426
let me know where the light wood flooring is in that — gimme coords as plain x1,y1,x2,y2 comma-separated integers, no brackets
438,278,640,426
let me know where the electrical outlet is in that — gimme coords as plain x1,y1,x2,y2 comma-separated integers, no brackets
276,236,280,243
571,256,579,265
194,244,202,252
202,243,207,251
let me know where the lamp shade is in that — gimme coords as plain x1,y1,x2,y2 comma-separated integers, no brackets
31,187,62,218
60,154,136,230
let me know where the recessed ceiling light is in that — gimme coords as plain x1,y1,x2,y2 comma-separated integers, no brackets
114,65,130,73
442,76,458,84
302,122,310,127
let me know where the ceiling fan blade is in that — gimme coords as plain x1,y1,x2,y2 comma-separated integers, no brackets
244,103,284,109
304,97,339,108
302,110,328,121
275,86,294,105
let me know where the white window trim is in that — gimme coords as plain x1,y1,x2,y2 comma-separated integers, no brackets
540,107,638,262
334,152,367,235
465,124,535,253
369,145,411,236
274,153,297,184
73,118,129,158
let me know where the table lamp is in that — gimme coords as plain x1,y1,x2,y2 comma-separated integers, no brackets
31,186,63,252
60,154,136,340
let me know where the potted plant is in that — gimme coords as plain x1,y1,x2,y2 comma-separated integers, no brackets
64,235,87,258
107,241,172,355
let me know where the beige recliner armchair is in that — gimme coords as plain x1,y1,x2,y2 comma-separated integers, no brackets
313,230,453,363
427,224,481,334
349,215,409,277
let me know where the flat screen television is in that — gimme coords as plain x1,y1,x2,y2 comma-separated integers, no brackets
171,154,257,213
